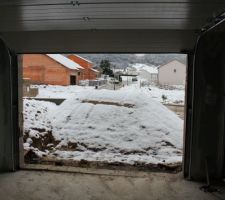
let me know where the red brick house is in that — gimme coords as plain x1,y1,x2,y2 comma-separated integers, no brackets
67,54,99,80
23,54,84,86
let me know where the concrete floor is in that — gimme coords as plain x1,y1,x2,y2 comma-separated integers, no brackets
0,169,218,200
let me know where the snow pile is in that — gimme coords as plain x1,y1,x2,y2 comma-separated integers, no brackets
34,85,94,99
23,99,57,133
23,99,58,157
24,84,183,166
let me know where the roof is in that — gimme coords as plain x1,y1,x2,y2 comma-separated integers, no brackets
158,60,186,69
91,68,99,73
46,54,84,70
132,63,158,74
74,54,93,64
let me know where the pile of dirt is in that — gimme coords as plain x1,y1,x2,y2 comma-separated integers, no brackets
24,129,182,172
24,128,79,163
24,129,59,152
38,157,182,173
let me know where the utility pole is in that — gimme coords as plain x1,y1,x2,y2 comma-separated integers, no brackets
113,65,116,90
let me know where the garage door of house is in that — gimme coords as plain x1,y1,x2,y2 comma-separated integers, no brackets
70,75,77,85
185,19,225,180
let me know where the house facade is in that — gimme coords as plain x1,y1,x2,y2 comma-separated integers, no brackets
131,63,158,83
67,54,99,80
138,69,158,83
23,54,83,86
158,60,186,85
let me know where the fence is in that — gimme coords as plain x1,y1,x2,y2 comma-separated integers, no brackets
79,79,107,87
23,78,39,97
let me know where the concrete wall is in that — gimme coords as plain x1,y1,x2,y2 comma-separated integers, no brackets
23,54,79,86
158,60,186,85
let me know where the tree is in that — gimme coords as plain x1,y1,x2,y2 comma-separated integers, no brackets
99,60,113,76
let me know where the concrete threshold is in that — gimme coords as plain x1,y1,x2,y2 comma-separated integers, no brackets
0,169,217,200
22,164,154,178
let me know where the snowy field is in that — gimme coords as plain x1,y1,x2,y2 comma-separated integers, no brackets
32,81,185,105
141,85,185,105
131,63,185,104
24,83,184,167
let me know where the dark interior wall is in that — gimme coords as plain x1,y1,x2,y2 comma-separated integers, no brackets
188,21,225,180
0,38,19,172
0,39,14,171
183,53,194,178
11,52,20,170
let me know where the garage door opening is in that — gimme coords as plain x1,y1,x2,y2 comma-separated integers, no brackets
70,75,77,85
21,53,187,172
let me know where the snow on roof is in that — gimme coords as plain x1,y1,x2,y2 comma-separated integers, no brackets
132,63,158,74
73,54,93,64
159,60,185,69
46,54,84,70
91,68,99,73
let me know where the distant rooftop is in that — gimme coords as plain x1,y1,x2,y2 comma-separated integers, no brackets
132,63,158,74
73,54,93,64
47,54,83,70
158,60,186,69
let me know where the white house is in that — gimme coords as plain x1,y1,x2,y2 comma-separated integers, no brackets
158,60,186,86
132,63,158,83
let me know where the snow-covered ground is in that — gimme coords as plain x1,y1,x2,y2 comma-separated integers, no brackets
130,63,185,104
141,85,185,104
33,81,185,105
24,83,184,166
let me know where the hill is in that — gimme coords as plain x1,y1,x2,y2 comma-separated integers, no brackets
78,54,186,69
